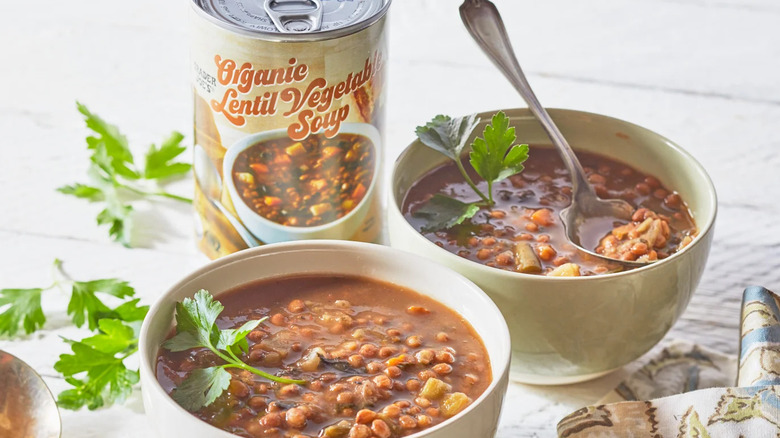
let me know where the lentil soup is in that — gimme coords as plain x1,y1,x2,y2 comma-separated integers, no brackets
232,133,375,228
156,275,491,438
402,146,697,276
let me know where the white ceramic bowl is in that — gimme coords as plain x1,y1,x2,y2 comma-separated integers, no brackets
223,124,382,244
139,241,511,438
389,108,717,384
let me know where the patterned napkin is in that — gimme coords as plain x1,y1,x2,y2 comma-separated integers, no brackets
557,286,780,437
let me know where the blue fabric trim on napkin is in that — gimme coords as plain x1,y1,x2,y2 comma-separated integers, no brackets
738,285,780,387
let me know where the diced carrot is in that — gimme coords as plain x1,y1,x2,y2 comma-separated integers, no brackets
536,244,557,262
250,163,269,174
386,354,410,367
530,208,554,226
352,183,367,200
264,196,282,207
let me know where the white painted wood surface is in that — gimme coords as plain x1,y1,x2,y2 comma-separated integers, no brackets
1,0,779,436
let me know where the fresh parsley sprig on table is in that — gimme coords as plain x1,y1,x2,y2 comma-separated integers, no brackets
163,290,306,411
0,259,148,410
0,288,45,337
0,259,147,337
55,318,142,410
413,111,530,232
58,103,192,247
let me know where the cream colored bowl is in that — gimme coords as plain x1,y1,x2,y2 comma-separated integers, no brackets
139,241,511,438
223,123,382,244
388,108,716,384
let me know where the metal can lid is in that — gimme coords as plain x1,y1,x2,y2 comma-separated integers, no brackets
195,0,389,36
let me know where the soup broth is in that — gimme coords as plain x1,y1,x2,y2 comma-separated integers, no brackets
402,146,697,276
157,275,491,437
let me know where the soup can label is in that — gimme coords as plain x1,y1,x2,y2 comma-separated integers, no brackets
190,0,388,258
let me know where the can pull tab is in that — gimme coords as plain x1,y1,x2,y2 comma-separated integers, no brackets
264,0,324,33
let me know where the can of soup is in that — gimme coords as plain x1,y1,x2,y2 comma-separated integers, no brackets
190,0,390,258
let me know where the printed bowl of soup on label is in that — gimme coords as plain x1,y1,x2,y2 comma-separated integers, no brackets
223,123,381,244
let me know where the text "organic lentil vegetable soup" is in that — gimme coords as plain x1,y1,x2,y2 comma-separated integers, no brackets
191,0,390,258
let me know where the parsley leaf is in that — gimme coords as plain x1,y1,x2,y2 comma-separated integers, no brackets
77,102,139,181
55,318,141,410
216,319,264,356
415,114,481,161
111,298,149,323
96,200,133,248
144,132,192,180
416,114,489,205
0,288,45,336
68,279,135,330
469,111,529,204
413,195,480,233
0,260,148,411
164,290,305,412
80,319,138,352
56,184,104,201
172,367,232,411
59,103,192,247
163,290,225,352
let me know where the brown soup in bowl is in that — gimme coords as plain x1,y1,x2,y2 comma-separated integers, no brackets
156,275,491,438
232,134,375,228
402,146,697,276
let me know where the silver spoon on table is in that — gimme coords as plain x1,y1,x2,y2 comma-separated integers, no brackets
0,350,61,438
193,145,261,248
460,0,650,267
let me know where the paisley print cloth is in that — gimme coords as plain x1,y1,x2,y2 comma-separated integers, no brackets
557,286,780,437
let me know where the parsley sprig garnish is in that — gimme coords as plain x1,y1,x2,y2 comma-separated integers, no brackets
58,103,192,247
163,290,306,411
0,259,148,410
413,111,530,231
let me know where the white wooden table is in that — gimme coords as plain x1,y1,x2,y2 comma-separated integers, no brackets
2,0,779,436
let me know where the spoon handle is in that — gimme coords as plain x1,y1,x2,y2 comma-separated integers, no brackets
459,0,592,199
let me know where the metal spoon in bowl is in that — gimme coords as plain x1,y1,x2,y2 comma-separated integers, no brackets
193,145,261,248
0,350,61,438
460,0,650,268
